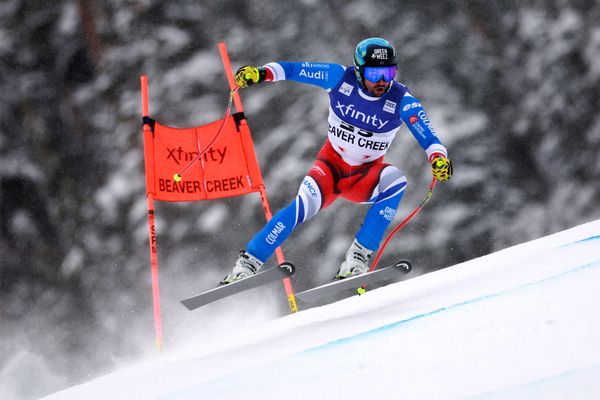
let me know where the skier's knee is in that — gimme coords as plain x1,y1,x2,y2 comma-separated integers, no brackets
372,166,407,203
297,176,322,223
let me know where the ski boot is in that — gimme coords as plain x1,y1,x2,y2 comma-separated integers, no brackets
334,239,373,280
220,250,263,285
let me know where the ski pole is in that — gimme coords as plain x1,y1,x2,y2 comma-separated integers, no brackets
370,177,437,271
173,87,239,182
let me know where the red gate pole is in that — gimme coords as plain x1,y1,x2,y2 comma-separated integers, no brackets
218,42,298,313
257,185,298,313
141,75,164,351
370,177,437,271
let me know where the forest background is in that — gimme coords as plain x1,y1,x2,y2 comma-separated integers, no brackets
1,1,599,399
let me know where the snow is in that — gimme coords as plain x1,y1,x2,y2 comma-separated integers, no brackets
41,220,600,400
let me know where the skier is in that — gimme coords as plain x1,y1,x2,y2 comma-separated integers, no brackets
221,38,452,285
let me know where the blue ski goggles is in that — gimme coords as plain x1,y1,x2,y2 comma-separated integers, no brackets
363,65,397,83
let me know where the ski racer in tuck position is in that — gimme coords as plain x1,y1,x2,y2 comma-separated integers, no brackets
221,38,452,285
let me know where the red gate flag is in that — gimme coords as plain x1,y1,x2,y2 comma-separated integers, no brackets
144,114,265,202
140,42,298,352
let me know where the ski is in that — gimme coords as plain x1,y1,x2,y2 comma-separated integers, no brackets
295,259,412,304
181,262,295,311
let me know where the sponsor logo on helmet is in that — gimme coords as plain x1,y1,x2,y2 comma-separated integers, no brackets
371,48,389,60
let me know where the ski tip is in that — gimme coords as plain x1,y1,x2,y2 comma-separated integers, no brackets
279,261,295,276
180,299,193,311
393,259,412,273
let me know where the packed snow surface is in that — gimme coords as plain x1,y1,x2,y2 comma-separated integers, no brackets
42,220,600,399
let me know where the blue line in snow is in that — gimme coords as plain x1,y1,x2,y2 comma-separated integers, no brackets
302,257,600,354
555,234,599,250
569,234,600,245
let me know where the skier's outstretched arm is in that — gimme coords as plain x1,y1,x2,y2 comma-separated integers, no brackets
235,62,346,90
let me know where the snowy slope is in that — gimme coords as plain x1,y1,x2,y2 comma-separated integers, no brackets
41,220,600,400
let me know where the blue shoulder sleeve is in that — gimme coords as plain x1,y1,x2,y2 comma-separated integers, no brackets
264,62,346,90
400,93,448,159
